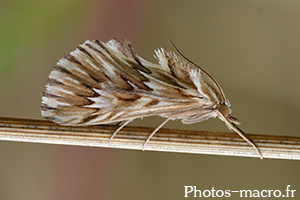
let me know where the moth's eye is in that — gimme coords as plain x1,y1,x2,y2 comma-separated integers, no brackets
217,104,229,117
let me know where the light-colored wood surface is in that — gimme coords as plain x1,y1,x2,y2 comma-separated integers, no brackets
0,117,299,160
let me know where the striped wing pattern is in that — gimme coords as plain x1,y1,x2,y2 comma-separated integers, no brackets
41,39,227,126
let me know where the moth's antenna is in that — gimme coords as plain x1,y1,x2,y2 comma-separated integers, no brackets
168,38,227,101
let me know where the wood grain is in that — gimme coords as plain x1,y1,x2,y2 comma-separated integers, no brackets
0,117,299,160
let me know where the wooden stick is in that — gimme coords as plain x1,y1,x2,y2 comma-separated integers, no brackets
0,117,299,160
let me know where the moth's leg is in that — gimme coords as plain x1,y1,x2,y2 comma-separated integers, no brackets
143,117,171,151
109,120,133,143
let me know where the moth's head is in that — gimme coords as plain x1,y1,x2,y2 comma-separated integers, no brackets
217,103,241,125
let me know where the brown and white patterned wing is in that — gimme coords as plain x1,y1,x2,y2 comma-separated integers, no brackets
41,39,224,126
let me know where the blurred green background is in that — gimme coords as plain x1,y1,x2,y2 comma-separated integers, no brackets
0,0,299,199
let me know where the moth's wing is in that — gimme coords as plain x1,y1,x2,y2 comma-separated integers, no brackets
41,39,151,125
41,39,221,126
155,49,231,124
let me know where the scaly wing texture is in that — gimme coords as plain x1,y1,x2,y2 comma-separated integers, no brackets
41,39,225,125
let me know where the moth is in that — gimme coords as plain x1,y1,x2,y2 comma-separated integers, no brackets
41,39,262,158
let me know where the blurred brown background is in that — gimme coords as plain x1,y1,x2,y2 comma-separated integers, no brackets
0,0,299,199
